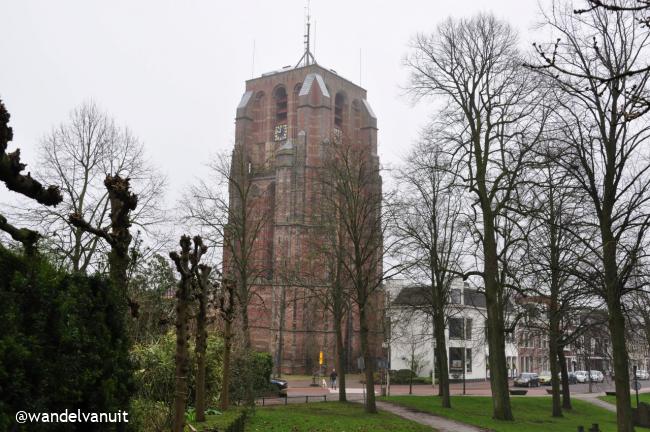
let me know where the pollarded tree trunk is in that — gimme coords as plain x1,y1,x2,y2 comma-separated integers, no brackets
170,236,208,432
434,305,451,408
359,304,377,414
195,264,212,422
173,276,191,432
558,346,572,410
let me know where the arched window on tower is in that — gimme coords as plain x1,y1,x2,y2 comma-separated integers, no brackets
334,92,345,129
273,86,288,141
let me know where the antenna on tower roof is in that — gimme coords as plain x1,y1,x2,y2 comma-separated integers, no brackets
295,0,316,68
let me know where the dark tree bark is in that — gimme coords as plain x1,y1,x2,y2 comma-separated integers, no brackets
217,277,236,411
0,98,62,253
194,263,212,422
69,174,138,316
558,347,573,410
169,235,207,432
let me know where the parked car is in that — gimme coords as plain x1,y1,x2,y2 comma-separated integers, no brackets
538,371,552,385
566,372,578,385
590,370,605,383
636,370,650,380
270,378,288,396
514,372,540,387
574,370,589,383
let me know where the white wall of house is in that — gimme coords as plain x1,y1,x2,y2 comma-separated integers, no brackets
387,279,517,380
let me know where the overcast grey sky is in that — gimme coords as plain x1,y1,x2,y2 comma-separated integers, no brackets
1,0,542,206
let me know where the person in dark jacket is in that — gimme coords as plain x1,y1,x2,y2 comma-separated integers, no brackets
330,369,338,389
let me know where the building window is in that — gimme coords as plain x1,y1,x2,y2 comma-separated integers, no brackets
451,289,462,304
465,318,473,340
274,86,287,123
450,317,472,340
334,92,345,128
449,347,463,371
449,318,464,339
466,348,472,373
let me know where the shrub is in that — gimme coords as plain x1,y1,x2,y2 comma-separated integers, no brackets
229,351,273,404
130,332,224,408
0,247,133,431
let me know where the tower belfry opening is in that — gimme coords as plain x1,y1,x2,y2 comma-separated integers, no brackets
295,1,316,68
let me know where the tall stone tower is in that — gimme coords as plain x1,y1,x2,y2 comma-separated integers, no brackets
228,45,383,374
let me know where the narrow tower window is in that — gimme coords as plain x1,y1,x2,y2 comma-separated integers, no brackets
334,92,344,128
274,86,288,141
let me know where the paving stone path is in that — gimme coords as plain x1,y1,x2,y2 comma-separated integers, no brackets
372,400,486,432
573,393,617,413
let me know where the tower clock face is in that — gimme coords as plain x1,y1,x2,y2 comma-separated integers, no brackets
274,124,288,141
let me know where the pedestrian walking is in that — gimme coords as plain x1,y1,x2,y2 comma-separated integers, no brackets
330,369,338,390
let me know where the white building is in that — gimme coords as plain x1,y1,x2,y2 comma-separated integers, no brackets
386,279,518,381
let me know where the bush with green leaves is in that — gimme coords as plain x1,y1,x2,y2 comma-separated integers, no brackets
0,247,133,431
229,351,273,404
131,332,224,408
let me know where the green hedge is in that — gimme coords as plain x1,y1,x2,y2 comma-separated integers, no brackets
0,247,133,431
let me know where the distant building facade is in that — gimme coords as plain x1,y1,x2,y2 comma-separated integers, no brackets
386,279,518,381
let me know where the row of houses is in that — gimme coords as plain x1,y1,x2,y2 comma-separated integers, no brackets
386,279,649,380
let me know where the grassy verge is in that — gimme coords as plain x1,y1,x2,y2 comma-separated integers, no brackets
189,407,246,431
599,392,650,408
246,401,433,432
384,395,648,432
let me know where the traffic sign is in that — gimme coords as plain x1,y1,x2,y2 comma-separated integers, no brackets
633,381,642,391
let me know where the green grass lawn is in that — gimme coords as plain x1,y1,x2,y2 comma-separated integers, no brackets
385,395,649,432
189,407,246,431
599,392,650,408
246,401,434,432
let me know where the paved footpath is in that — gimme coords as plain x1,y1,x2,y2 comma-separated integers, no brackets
372,400,485,432
573,393,617,413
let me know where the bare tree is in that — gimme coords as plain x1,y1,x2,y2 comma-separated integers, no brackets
0,98,62,253
169,235,207,432
405,14,549,420
319,138,396,414
392,135,468,408
183,147,271,350
217,277,236,410
304,201,353,402
518,144,599,416
530,3,650,429
18,101,166,271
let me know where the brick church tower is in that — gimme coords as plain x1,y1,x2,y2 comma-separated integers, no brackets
227,34,384,374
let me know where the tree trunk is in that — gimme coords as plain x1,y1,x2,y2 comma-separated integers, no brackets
195,281,208,422
609,297,634,432
173,280,191,432
482,212,513,421
549,313,562,417
359,305,377,413
220,319,232,411
558,347,572,410
334,310,347,402
434,307,451,408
